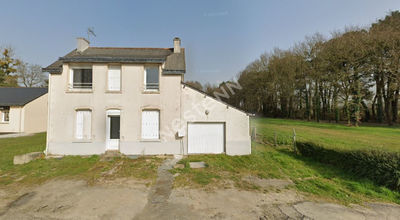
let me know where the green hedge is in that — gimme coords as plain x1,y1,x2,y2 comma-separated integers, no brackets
296,142,400,191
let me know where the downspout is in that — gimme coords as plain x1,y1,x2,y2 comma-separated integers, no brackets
44,74,52,155
19,106,23,132
180,80,184,155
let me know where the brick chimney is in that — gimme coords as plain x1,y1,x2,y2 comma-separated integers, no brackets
77,37,90,52
173,37,181,53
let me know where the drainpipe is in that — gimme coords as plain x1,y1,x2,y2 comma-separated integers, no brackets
179,81,183,155
44,76,52,155
19,106,23,132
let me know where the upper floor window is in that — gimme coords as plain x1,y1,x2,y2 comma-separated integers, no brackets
107,66,121,91
144,67,159,91
70,68,92,89
0,106,10,123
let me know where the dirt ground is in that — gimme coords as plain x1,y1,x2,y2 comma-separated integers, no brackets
1,159,400,220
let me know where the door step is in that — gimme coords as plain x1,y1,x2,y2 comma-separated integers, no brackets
101,150,122,160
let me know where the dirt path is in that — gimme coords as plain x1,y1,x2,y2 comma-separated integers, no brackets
0,179,150,219
134,158,201,220
0,133,33,139
1,159,399,219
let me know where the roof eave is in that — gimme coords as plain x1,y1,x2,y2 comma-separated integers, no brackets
59,57,166,63
162,69,185,75
42,67,62,74
0,103,24,107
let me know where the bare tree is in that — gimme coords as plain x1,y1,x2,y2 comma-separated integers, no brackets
17,62,47,87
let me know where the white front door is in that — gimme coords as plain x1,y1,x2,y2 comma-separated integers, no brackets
106,110,120,150
188,123,225,154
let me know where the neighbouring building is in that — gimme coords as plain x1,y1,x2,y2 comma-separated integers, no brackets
0,87,48,134
42,37,251,156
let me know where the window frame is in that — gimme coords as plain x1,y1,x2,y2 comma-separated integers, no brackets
107,65,122,92
141,109,160,140
74,109,92,142
144,66,160,92
1,110,9,123
69,66,93,90
0,106,10,123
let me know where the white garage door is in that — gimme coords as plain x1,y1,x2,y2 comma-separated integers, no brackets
188,123,224,154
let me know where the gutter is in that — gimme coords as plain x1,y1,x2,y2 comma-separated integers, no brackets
59,57,166,63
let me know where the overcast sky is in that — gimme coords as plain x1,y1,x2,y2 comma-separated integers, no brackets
1,0,400,84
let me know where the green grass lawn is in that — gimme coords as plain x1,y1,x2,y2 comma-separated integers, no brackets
1,125,399,205
0,133,162,187
173,143,400,204
172,118,400,204
253,118,400,152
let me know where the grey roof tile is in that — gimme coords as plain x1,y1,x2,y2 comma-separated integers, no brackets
43,47,186,74
0,88,47,106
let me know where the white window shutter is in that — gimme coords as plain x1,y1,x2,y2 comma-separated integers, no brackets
75,111,84,139
76,110,91,140
108,66,121,91
69,69,74,88
83,111,91,139
142,110,159,139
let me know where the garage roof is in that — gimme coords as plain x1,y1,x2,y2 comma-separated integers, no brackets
182,82,249,115
0,88,48,106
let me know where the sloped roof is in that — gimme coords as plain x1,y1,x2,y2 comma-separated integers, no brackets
0,88,48,106
181,82,249,115
43,47,186,75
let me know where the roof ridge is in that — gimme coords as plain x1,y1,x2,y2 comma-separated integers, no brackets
89,47,174,50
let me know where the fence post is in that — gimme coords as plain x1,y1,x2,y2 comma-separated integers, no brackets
293,128,297,153
251,126,256,140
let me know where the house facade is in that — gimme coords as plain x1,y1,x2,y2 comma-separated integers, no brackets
0,88,48,134
43,38,251,156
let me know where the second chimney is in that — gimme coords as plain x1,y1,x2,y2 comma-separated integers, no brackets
77,37,90,52
173,37,181,53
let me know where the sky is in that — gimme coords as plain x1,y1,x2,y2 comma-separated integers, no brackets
1,0,400,84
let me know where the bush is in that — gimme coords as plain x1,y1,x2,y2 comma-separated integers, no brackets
296,142,400,191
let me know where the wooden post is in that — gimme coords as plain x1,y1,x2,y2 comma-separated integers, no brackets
293,128,297,153
251,126,256,140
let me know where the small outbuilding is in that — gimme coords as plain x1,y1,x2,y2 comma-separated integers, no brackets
0,87,48,134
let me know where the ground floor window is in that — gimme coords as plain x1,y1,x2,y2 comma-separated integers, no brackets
75,110,92,140
0,106,10,123
141,110,159,139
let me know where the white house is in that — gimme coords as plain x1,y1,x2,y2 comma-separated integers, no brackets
42,38,251,156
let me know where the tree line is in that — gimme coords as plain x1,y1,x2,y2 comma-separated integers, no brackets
0,47,47,88
187,11,400,126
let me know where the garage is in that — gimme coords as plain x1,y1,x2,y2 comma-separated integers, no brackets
188,123,225,154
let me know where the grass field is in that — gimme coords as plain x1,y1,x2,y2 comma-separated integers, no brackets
173,143,400,204
253,118,400,152
0,133,162,186
1,122,399,205
173,118,400,204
